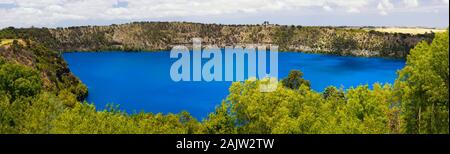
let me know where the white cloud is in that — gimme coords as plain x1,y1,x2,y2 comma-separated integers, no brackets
0,0,14,3
0,0,448,28
322,5,332,12
377,0,394,15
0,0,371,27
347,7,360,13
403,0,419,8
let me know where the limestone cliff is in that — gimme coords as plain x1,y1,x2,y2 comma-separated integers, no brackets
1,22,434,57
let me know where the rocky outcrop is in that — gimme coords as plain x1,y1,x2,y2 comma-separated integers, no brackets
2,22,434,57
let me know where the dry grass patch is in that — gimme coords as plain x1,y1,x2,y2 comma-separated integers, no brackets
0,39,27,47
365,27,446,35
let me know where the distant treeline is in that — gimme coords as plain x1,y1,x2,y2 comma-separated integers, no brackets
0,22,435,57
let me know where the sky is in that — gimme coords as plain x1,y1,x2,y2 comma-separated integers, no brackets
0,0,449,28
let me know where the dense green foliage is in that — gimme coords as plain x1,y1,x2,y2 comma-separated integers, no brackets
0,38,88,100
207,81,397,134
282,70,311,90
0,29,448,134
0,60,202,134
0,60,42,100
395,30,449,134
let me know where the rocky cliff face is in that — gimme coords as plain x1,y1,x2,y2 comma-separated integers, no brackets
2,22,434,57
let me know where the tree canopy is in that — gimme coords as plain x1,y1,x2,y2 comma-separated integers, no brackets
395,30,449,134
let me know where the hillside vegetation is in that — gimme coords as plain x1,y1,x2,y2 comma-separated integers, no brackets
0,22,434,57
0,39,87,101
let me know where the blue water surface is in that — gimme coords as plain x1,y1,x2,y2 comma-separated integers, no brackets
63,51,405,119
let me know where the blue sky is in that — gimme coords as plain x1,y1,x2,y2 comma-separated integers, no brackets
0,0,448,28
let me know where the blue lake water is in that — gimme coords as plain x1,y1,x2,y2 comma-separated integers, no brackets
63,51,405,119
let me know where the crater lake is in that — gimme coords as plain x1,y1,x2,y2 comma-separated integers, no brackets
63,51,405,119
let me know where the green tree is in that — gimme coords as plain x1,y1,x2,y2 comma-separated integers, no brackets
11,40,21,52
395,30,449,134
323,86,345,99
282,70,311,90
0,59,42,100
202,101,237,134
